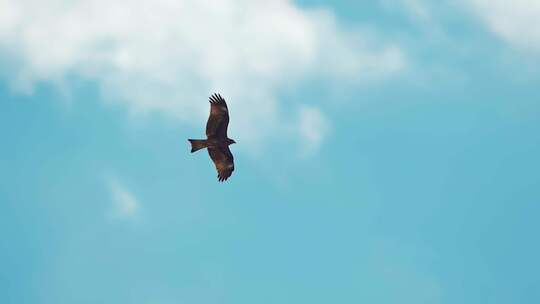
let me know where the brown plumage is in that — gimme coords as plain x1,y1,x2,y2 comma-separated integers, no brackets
188,93,236,182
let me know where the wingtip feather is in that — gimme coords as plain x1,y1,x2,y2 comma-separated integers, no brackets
209,93,225,105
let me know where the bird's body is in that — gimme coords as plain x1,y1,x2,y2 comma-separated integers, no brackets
188,93,236,182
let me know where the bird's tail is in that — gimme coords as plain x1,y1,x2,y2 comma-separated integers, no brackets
188,139,208,153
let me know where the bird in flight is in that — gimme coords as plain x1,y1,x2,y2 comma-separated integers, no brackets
188,93,236,182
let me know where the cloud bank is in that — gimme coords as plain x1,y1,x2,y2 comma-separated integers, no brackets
0,0,405,150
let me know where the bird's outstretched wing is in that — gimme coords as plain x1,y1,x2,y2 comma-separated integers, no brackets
208,146,234,182
206,93,229,139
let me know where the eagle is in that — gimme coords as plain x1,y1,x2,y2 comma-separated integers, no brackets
188,93,236,182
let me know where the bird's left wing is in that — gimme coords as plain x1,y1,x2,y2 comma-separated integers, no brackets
206,93,229,139
208,146,235,182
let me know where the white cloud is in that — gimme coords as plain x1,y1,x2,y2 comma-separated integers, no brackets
0,0,405,149
107,178,140,220
298,105,330,154
468,0,540,53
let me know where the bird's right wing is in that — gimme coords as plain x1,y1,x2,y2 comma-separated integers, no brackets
206,93,229,139
208,145,234,182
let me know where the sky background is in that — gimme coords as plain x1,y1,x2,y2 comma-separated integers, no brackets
1,0,539,303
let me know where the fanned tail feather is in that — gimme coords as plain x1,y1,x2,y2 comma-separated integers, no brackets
188,139,208,153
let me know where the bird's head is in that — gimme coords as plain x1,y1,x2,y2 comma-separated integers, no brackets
227,138,236,145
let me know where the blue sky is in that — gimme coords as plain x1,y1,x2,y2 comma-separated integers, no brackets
1,1,539,303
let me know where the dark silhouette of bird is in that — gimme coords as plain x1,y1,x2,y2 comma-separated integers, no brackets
188,93,236,182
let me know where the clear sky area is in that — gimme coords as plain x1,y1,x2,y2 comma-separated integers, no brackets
1,1,539,303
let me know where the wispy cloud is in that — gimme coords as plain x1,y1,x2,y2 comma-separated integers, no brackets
298,105,330,155
107,178,140,220
0,0,405,151
381,0,432,22
467,0,540,53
